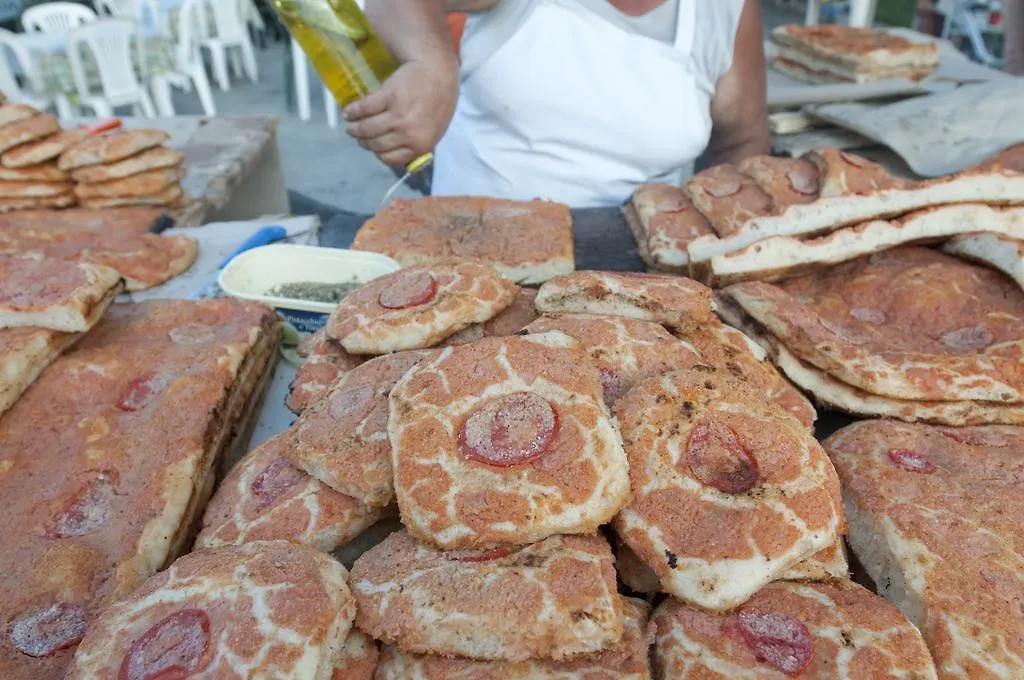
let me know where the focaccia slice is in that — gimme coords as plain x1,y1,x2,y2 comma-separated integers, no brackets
332,629,379,680
943,231,1024,289
652,580,937,679
612,368,843,611
771,24,940,71
58,128,171,170
388,332,629,548
0,326,80,416
0,103,38,128
806,148,904,198
65,542,355,680
289,350,434,508
0,193,74,212
286,330,365,414
77,184,183,209
0,255,123,332
351,530,622,662
535,270,713,332
374,597,653,679
624,183,714,273
738,155,822,210
684,164,774,237
825,420,1024,677
0,179,72,198
195,432,389,552
523,313,704,406
440,287,538,345
722,247,1024,402
351,196,574,285
325,260,518,355
2,129,87,168
73,166,184,200
0,162,68,182
70,146,185,183
0,113,59,154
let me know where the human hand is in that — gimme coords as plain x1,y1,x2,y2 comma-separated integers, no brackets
343,57,459,167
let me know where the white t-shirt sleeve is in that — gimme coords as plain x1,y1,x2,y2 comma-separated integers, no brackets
690,0,747,86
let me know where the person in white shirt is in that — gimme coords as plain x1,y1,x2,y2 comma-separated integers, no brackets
344,0,769,208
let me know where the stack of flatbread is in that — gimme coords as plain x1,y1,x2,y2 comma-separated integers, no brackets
770,24,939,84
60,128,185,209
0,103,83,212
718,246,1024,426
626,147,1024,285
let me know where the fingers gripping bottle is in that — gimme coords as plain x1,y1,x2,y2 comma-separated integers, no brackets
272,0,433,175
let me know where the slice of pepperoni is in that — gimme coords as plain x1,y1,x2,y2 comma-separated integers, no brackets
448,547,514,563
940,324,993,350
251,457,307,509
887,448,936,474
459,392,558,467
686,419,760,494
328,383,374,422
737,610,813,676
788,168,820,196
378,272,437,310
117,374,161,412
839,151,868,168
47,470,119,538
119,609,211,680
9,603,88,657
706,179,742,198
597,367,627,407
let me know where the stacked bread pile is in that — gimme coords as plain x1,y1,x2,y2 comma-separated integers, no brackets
769,23,939,84
626,147,1024,285
0,103,85,212
60,128,185,209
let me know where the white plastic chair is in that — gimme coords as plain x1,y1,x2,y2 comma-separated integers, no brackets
290,38,337,127
0,28,72,117
22,2,97,34
201,0,258,91
805,0,879,27
67,19,156,117
150,0,216,116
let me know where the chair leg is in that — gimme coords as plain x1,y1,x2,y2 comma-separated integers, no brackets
54,94,75,122
229,48,244,79
138,89,158,117
240,37,259,83
325,86,337,128
206,45,231,92
191,66,217,116
150,77,175,116
292,40,311,122
89,99,114,117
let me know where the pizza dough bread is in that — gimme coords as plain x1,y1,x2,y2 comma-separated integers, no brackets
0,326,80,416
771,24,940,72
0,206,168,236
73,165,183,200
737,155,821,210
0,299,278,679
2,129,87,168
78,184,183,209
716,294,1024,426
351,530,623,662
535,270,713,332
0,193,74,212
684,163,774,237
70,146,185,183
523,312,704,406
373,597,653,679
771,46,936,84
351,196,574,284
0,254,123,332
806,148,905,198
195,432,389,552
286,329,365,414
332,629,379,680
652,579,937,679
825,420,1024,677
0,103,38,129
0,113,59,154
624,183,714,273
612,368,843,611
677,315,817,430
289,350,434,508
58,128,171,170
943,231,1024,289
64,541,356,680
388,332,629,548
0,162,68,182
722,247,1024,403
326,260,518,355
441,287,538,345
0,179,72,198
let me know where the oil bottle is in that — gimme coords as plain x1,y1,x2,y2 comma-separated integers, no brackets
272,0,432,174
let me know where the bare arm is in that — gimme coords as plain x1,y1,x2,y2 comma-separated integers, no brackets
705,0,770,166
344,0,460,166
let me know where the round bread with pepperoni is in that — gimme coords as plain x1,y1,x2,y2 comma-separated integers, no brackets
351,530,622,662
535,270,713,332
331,629,378,680
325,260,518,355
652,580,937,679
195,432,389,552
387,331,629,548
612,368,843,611
65,541,355,680
288,350,434,508
524,313,704,406
373,597,653,679
286,330,364,414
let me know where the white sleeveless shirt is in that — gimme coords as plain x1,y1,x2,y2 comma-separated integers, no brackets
431,0,745,208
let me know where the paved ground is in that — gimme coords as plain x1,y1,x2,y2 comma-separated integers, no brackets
167,3,803,214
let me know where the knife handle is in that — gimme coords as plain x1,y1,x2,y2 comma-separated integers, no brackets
218,225,288,269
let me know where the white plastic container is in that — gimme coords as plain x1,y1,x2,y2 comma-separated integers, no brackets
218,244,400,333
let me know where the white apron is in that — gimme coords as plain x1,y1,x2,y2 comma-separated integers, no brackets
432,0,726,208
